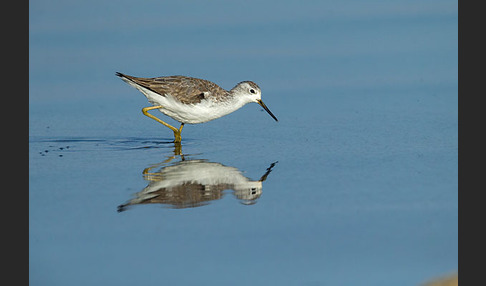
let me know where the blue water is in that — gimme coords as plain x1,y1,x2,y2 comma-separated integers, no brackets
29,1,458,285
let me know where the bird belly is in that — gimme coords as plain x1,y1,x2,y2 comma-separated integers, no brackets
134,86,244,124
158,99,239,124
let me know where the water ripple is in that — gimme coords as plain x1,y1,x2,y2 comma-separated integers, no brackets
29,136,183,155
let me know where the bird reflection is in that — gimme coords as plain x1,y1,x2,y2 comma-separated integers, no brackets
118,149,277,211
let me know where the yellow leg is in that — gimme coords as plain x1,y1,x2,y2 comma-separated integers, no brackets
160,142,184,164
142,106,184,143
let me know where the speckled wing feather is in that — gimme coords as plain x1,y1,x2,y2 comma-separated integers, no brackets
117,73,229,104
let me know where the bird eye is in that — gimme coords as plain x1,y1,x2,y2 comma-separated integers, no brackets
249,89,256,94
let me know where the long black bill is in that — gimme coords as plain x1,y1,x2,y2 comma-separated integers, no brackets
257,100,278,122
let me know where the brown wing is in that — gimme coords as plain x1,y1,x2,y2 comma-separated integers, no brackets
119,73,228,104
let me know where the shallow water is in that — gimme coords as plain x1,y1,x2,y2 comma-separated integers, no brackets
30,1,457,285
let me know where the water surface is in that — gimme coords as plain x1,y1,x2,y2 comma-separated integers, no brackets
30,1,458,285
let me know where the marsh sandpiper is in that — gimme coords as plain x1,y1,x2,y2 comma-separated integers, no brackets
116,72,278,143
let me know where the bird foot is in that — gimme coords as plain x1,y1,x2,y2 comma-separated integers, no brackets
173,131,182,143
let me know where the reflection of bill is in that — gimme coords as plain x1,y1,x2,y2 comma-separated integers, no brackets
118,160,277,211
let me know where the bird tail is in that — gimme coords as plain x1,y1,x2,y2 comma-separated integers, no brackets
115,71,127,78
